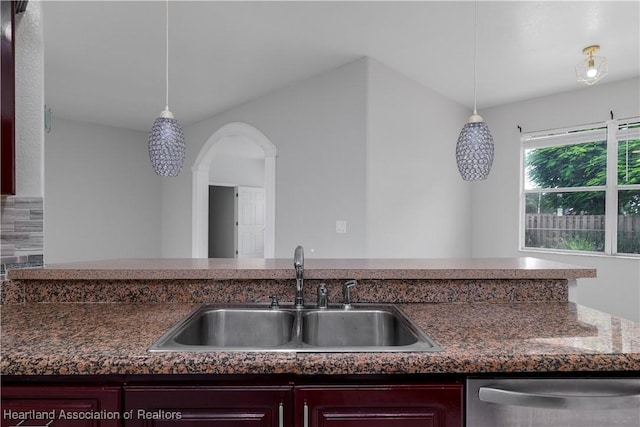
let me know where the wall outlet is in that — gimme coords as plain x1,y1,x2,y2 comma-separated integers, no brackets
336,220,347,234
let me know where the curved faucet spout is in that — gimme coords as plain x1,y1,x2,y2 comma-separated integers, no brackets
294,245,304,308
294,245,304,275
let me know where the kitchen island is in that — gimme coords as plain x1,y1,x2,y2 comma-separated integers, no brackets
2,257,638,375
1,258,638,427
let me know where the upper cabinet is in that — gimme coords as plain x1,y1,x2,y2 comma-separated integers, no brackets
1,0,16,195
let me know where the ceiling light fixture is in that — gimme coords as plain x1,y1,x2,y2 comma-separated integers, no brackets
455,1,494,181
575,45,607,86
148,0,185,177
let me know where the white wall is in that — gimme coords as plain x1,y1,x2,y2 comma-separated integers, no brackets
15,1,44,196
162,59,369,258
210,155,264,187
367,59,471,257
44,118,162,262
473,77,640,322
163,57,474,259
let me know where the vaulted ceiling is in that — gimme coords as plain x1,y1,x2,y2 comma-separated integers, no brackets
42,1,640,132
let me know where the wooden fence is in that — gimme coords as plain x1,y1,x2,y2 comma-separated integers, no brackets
525,214,640,251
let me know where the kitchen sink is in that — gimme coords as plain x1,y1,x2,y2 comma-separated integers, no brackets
301,309,419,347
148,304,440,353
149,306,297,351
171,309,296,347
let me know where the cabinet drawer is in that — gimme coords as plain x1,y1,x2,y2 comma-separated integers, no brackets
124,386,293,427
1,386,120,427
295,384,462,427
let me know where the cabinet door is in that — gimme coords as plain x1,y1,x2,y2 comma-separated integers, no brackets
1,386,121,427
295,384,462,427
124,386,293,427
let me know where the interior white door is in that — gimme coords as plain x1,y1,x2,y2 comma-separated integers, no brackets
235,186,265,258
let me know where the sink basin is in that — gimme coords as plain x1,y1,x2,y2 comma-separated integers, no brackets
149,307,297,351
173,309,295,347
301,310,418,347
149,304,440,353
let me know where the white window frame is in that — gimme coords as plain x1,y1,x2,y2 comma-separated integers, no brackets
519,118,640,257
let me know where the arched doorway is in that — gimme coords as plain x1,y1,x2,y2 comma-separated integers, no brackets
192,122,276,258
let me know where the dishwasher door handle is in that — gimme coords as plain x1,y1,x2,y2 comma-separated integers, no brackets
479,386,640,410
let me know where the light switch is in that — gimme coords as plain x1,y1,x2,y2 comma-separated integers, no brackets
336,220,347,234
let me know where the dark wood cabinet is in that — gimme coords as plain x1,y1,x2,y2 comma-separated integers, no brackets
295,384,462,427
123,386,294,427
1,0,16,195
1,380,462,427
1,386,121,427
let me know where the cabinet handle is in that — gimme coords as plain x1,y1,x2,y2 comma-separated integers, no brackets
303,402,309,427
479,386,640,410
278,403,284,427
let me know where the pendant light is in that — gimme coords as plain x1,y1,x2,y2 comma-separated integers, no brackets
148,0,185,177
455,0,494,181
575,45,607,86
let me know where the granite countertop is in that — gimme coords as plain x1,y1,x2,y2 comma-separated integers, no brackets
2,302,638,376
2,258,630,376
7,257,597,281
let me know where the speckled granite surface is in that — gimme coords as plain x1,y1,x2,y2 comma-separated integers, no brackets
6,257,597,280
2,302,638,375
1,258,629,377
1,278,569,304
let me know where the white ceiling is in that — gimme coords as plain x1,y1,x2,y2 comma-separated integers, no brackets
41,1,640,132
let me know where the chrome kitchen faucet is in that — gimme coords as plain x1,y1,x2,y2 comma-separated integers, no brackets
294,245,304,308
342,279,357,309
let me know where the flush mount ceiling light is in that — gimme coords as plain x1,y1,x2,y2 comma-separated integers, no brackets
575,45,608,86
148,0,185,177
455,1,494,181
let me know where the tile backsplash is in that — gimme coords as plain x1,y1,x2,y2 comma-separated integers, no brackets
1,195,44,279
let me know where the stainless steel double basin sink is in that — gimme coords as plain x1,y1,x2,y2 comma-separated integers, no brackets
149,304,441,353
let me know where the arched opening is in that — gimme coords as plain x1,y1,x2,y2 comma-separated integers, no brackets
192,122,276,258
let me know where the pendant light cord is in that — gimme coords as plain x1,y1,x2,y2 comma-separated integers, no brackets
165,0,170,110
472,0,478,115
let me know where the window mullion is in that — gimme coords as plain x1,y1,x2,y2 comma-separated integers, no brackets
524,186,607,194
618,184,640,191
605,120,618,255
519,140,526,250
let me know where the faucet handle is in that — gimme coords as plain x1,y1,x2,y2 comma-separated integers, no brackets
342,280,357,309
269,295,280,309
317,283,328,309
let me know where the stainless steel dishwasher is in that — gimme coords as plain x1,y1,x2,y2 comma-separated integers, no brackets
467,377,640,427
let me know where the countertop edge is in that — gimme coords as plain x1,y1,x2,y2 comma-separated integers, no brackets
2,353,638,376
6,257,598,281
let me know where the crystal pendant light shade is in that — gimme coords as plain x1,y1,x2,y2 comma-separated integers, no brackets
455,1,494,181
148,110,185,177
456,114,494,181
148,0,185,177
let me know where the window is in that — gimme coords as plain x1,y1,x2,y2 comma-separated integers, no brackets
521,118,640,256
